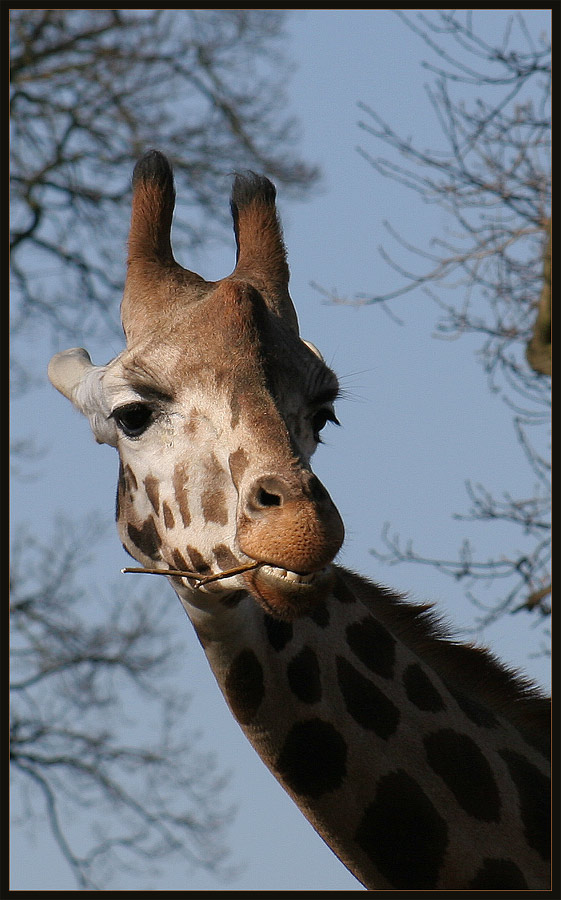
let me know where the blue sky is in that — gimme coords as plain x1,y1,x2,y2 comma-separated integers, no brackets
11,10,551,891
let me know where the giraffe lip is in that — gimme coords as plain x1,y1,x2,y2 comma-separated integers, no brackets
242,563,334,620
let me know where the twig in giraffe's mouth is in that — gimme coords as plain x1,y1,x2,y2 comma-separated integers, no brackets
121,560,261,589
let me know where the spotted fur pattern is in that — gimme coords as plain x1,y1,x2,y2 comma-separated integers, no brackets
186,567,550,890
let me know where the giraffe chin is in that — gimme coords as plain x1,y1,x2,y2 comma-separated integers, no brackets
243,564,334,620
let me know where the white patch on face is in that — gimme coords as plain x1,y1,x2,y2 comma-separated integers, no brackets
112,379,247,586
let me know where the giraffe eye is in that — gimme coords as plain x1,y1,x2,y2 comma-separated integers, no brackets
111,402,153,438
311,407,339,443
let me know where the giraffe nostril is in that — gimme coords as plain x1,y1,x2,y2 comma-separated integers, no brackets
246,477,288,514
256,487,282,508
245,473,332,517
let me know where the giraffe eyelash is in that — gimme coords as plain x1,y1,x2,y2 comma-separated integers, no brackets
311,406,340,443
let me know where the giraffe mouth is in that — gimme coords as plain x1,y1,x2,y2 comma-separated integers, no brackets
242,563,334,620
259,564,326,584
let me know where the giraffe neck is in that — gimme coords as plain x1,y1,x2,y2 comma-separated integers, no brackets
173,566,550,891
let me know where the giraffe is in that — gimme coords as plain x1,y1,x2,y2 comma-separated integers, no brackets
48,151,550,890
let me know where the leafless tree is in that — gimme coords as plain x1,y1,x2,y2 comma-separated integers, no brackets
337,11,551,632
10,9,318,888
10,9,319,368
10,519,233,889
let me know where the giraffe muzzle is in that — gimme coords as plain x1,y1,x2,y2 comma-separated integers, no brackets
237,471,344,617
239,472,344,572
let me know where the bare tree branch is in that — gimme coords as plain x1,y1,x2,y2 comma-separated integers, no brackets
10,519,233,889
10,9,319,352
340,11,550,635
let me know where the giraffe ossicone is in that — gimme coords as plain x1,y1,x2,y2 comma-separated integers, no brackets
49,151,550,890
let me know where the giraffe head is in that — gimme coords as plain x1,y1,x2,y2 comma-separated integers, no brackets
49,151,344,620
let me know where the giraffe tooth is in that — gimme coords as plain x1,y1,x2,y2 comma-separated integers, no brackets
259,564,327,585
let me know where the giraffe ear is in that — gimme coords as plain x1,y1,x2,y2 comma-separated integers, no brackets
121,151,209,345
48,347,95,400
48,348,119,446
